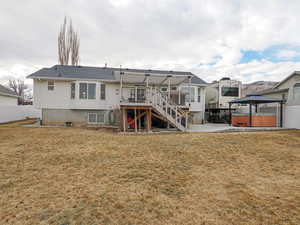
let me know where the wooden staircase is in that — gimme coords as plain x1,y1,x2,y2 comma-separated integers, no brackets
148,88,188,131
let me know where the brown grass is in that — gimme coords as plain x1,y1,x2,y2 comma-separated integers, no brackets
0,127,299,225
0,119,38,127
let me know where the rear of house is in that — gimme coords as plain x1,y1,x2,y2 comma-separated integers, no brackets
259,71,300,129
28,65,207,131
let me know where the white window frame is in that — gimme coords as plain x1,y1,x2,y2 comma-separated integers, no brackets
70,83,76,99
48,81,54,91
180,86,196,103
100,83,106,100
88,112,105,124
79,82,97,100
293,83,300,100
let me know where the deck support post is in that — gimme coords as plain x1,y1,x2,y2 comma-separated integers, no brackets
138,109,141,131
229,102,232,125
122,108,126,132
249,103,252,127
147,108,152,132
280,101,283,127
134,108,137,133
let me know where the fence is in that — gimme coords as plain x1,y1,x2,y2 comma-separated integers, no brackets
0,105,41,123
285,105,300,129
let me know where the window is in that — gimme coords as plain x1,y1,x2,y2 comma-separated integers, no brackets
100,83,106,100
79,83,96,99
88,112,105,124
197,87,201,102
221,87,239,97
161,87,168,92
48,81,54,91
293,83,300,100
88,83,96,99
88,113,97,123
181,86,195,103
71,83,76,99
79,83,87,99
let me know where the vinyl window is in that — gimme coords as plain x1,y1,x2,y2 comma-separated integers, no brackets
181,86,195,103
293,83,300,100
71,83,76,99
88,112,105,124
79,83,96,99
48,81,54,91
221,87,239,97
197,87,201,102
100,83,106,100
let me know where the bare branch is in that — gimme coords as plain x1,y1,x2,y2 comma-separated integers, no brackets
58,17,80,66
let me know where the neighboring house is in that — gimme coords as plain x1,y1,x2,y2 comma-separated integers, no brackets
259,71,300,129
205,77,242,123
27,65,207,131
0,84,19,105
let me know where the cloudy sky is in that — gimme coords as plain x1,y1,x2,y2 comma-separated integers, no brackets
1,0,300,85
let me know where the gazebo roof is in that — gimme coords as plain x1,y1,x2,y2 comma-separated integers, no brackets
229,94,283,104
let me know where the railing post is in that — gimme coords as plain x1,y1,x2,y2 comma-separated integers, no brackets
175,106,178,124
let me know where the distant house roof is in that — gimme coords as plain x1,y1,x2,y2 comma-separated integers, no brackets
0,84,18,98
27,65,207,85
229,94,283,104
273,71,300,89
256,87,289,95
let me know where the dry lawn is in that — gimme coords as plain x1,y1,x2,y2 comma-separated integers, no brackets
0,126,299,225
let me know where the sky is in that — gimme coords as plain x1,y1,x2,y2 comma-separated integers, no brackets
1,0,300,85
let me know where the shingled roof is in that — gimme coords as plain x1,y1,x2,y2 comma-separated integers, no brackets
0,84,18,98
27,65,207,85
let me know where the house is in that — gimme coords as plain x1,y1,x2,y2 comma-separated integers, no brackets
27,65,207,131
205,77,242,123
0,84,19,105
259,71,300,129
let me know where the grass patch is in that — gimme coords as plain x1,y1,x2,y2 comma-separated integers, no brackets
0,127,299,224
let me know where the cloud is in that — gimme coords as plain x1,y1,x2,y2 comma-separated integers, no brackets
1,0,300,85
276,49,300,60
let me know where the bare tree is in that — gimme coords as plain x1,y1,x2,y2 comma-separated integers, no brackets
8,79,28,104
58,17,80,65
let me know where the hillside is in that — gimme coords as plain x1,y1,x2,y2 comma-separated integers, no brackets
242,81,278,97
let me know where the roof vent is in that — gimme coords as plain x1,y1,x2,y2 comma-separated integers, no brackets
104,63,107,68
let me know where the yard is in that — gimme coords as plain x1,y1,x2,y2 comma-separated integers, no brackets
0,125,299,225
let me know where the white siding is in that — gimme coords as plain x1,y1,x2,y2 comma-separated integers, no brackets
33,79,120,110
0,95,18,105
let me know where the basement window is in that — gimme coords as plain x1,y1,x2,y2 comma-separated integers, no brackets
48,81,54,91
88,112,105,124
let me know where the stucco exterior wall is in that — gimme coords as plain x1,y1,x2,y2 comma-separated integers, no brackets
0,95,18,105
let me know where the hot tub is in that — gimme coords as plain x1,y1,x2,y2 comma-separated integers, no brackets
231,113,277,127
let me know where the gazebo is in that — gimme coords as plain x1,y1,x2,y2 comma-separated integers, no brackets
229,94,284,127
